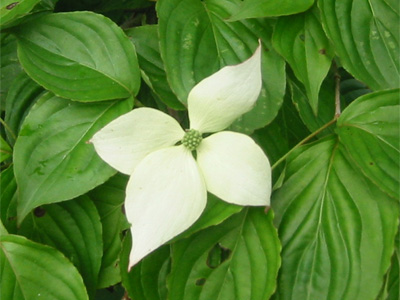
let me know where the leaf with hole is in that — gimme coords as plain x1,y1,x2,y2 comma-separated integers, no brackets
167,208,280,300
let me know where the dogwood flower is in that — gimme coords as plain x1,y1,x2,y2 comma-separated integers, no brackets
91,43,271,270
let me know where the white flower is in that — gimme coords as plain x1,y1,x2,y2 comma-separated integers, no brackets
91,43,271,270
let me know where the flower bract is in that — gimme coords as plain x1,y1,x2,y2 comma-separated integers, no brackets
91,42,271,269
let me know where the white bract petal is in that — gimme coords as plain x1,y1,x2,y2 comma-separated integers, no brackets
197,131,271,206
90,107,184,175
188,43,262,133
125,145,207,269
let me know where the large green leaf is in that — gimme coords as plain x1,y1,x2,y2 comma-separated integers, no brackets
227,0,314,20
0,166,18,233
319,0,399,90
4,72,43,145
15,11,141,101
157,0,286,133
272,6,334,113
19,196,103,299
272,137,399,299
0,234,88,300
0,34,23,106
0,0,41,28
88,173,130,289
126,25,185,110
337,89,400,200
13,93,132,223
168,208,281,300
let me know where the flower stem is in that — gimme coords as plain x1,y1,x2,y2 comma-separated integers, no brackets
0,118,16,140
271,118,338,171
333,61,342,118
272,65,342,171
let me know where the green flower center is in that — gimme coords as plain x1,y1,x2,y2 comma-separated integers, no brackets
182,129,202,151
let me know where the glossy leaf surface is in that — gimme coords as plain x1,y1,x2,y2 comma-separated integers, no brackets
0,234,89,300
273,6,334,113
272,137,399,299
14,93,132,222
89,174,130,288
319,0,400,90
168,208,280,300
337,89,400,199
228,0,314,20
15,12,141,101
19,196,102,298
158,0,286,133
126,25,185,110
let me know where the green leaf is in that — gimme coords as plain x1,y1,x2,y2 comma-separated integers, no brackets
168,208,281,300
13,93,132,223
175,194,243,241
272,6,334,113
0,34,23,106
121,235,170,300
96,0,152,12
227,0,315,21
157,0,286,133
337,89,400,200
0,234,89,300
0,0,41,28
288,71,336,134
272,137,399,299
319,0,399,90
0,166,18,233
88,173,130,289
15,11,141,101
126,25,185,110
19,196,103,299
0,219,7,236
0,135,12,163
339,70,371,106
4,72,43,145
385,234,399,299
